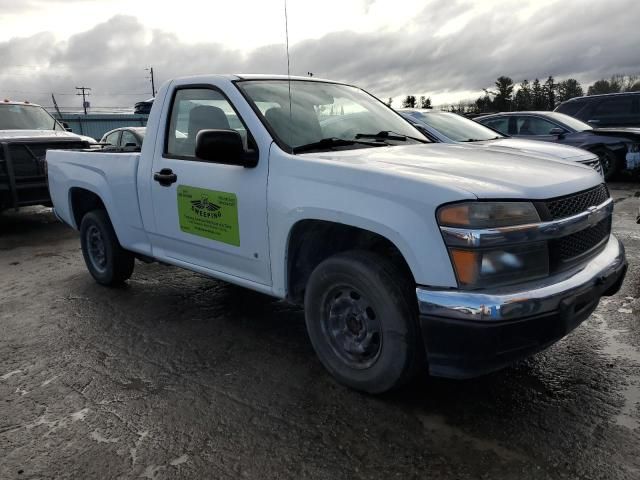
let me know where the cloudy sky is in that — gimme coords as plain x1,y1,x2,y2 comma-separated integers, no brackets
1,0,638,111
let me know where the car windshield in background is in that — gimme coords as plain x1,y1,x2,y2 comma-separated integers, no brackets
547,112,593,132
237,80,428,152
411,111,503,142
0,104,62,130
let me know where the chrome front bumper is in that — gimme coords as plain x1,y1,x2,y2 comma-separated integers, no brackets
416,235,627,378
417,235,626,322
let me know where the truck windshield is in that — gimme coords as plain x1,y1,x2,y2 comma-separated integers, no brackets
237,80,429,152
0,104,63,131
405,110,504,142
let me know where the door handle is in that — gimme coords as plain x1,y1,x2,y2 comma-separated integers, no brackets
153,168,177,186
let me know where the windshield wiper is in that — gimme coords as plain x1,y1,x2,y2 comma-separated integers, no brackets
355,130,429,143
292,137,386,153
461,136,502,142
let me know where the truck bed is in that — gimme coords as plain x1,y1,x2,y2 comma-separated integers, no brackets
46,149,150,254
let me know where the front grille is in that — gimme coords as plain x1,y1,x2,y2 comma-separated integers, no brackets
1,141,86,179
550,217,611,269
542,184,609,220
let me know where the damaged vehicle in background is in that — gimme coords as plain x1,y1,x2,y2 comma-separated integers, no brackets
0,100,93,213
476,111,640,180
47,75,627,393
399,108,603,177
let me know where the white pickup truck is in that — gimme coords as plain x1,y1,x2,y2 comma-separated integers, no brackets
47,75,627,393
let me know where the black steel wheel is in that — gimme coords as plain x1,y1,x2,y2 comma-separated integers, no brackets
80,209,134,286
304,250,423,393
85,224,107,274
322,285,383,370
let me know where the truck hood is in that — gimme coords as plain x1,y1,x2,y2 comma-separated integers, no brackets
0,129,96,143
470,138,595,161
303,143,601,199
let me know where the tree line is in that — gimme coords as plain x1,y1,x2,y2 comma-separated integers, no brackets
389,95,433,109
394,74,640,114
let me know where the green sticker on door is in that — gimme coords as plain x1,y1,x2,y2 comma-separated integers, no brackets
177,185,240,246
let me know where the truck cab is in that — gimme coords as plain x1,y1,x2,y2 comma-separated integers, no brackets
46,75,627,393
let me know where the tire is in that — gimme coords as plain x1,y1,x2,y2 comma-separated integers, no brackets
304,250,423,394
592,147,620,181
80,209,134,286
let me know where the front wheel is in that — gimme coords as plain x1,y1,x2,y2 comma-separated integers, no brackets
304,250,423,393
80,210,134,286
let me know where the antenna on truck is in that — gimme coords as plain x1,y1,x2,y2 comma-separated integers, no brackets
284,0,293,143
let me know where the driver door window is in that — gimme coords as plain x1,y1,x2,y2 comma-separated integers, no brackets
166,88,249,159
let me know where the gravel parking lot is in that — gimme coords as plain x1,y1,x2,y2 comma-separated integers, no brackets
1,183,639,480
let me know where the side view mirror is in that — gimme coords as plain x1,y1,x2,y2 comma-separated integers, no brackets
549,127,565,136
62,121,72,132
195,129,257,167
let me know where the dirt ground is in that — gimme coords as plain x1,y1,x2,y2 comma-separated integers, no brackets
1,183,639,480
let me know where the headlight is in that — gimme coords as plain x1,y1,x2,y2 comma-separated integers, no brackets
449,243,549,288
438,202,548,289
437,201,540,228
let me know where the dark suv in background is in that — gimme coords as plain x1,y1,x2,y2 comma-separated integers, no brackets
555,92,640,128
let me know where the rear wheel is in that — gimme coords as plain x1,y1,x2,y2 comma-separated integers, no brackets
592,147,620,181
304,250,422,393
80,210,134,286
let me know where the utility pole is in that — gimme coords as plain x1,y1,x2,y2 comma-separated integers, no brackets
75,86,91,114
145,67,156,97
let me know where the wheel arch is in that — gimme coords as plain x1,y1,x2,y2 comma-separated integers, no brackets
284,218,417,304
69,187,108,229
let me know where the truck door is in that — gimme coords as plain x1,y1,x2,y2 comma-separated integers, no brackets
149,86,271,286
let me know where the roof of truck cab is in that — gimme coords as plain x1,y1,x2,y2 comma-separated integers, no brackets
171,73,343,84
234,74,340,83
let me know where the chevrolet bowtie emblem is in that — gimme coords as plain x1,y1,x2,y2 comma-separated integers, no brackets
586,205,599,223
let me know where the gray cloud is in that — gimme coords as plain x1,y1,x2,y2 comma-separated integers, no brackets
1,0,639,111
0,0,89,14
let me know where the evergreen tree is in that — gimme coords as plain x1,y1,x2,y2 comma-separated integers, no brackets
419,96,432,109
531,78,545,109
387,97,393,107
543,76,556,110
474,93,493,113
492,76,515,111
514,79,532,110
402,95,417,108
557,79,584,102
